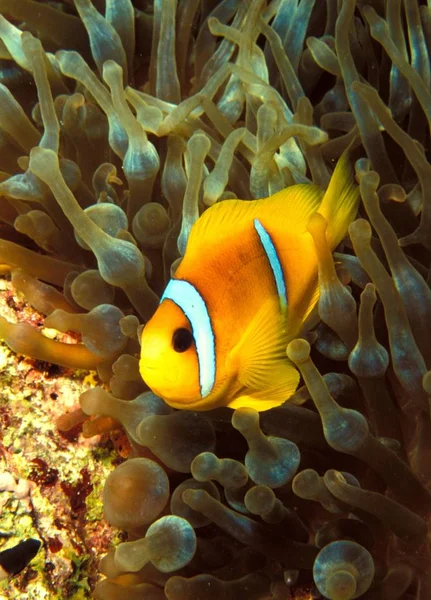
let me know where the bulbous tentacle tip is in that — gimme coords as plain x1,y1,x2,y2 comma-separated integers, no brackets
348,218,372,244
231,406,259,431
286,338,311,363
348,282,389,379
103,457,169,531
102,59,123,85
423,371,431,395
357,163,380,191
28,146,59,179
307,211,328,236
244,485,276,515
354,157,371,180
114,515,196,573
313,540,375,600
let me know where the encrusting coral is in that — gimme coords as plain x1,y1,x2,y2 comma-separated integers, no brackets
0,0,430,598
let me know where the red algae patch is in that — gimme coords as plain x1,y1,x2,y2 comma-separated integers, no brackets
0,276,118,599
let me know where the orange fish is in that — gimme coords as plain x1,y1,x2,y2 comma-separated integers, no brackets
140,151,359,411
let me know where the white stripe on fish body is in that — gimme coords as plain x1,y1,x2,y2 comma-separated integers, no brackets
161,279,216,398
253,218,288,313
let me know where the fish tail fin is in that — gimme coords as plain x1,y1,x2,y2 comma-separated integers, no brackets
317,146,360,248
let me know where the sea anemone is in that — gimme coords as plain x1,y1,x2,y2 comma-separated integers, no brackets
0,0,430,598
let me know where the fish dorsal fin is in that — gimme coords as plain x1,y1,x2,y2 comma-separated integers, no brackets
184,146,357,260
185,199,255,254
228,298,299,406
184,183,325,257
261,183,324,233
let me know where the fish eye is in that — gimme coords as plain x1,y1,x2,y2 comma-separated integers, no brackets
172,328,193,353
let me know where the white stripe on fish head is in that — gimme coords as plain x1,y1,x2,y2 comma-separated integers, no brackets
161,278,216,398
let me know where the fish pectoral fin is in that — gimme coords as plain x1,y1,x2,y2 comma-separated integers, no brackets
229,298,287,387
228,362,300,412
228,298,300,406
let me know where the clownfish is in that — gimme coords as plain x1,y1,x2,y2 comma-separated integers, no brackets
139,150,359,412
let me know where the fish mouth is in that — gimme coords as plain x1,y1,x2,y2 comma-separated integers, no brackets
140,359,178,385
139,360,159,385
141,362,155,371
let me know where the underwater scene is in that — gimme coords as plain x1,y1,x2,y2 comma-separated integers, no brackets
0,0,430,598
